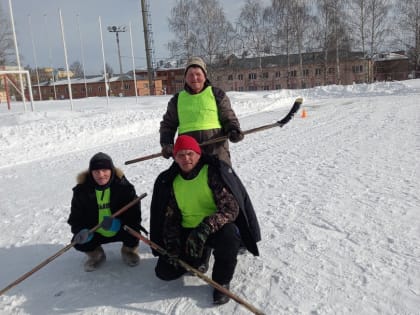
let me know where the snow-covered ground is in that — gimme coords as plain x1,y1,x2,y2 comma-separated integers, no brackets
0,80,419,315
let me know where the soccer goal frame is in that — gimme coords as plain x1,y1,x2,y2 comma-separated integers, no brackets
0,69,34,111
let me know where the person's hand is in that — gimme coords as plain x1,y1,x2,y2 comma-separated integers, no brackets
228,129,244,143
74,229,93,244
161,144,173,159
101,216,121,232
185,222,211,258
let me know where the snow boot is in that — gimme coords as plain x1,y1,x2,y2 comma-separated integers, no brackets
213,283,230,305
121,245,140,267
84,246,106,272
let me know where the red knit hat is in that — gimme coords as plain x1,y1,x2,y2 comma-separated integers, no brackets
173,135,201,156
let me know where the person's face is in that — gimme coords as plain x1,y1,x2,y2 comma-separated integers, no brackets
91,169,112,186
174,149,201,173
185,66,206,93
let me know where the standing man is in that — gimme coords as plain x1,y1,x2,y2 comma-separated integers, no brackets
150,135,260,305
160,56,244,166
68,152,143,272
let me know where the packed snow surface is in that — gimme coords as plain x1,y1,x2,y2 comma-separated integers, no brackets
1,80,419,315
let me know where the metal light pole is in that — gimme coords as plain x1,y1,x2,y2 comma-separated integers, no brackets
107,25,126,94
140,0,155,95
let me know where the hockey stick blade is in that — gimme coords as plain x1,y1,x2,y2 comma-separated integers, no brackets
277,97,302,127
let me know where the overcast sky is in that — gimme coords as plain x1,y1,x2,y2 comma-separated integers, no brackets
1,0,269,75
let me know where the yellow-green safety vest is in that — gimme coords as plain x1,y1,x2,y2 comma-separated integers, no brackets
177,86,222,134
173,165,217,228
95,188,117,237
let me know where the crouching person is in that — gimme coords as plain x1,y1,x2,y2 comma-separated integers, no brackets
68,152,143,272
150,135,261,305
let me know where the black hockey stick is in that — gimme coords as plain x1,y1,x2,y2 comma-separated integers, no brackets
124,97,303,165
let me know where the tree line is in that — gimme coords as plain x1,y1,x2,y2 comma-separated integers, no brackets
167,0,420,75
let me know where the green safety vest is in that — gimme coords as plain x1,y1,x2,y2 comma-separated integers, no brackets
177,86,222,134
95,188,117,237
173,165,217,228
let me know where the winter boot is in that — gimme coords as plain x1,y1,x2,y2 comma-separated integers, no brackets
197,247,212,273
213,283,230,305
121,245,140,267
84,246,106,272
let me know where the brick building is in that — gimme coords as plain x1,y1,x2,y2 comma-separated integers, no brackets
22,51,411,101
150,51,410,95
31,74,163,100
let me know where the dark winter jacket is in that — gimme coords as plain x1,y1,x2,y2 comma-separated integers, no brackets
150,155,261,257
67,168,141,235
159,80,241,165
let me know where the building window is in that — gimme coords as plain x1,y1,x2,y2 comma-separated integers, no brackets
328,67,335,74
275,71,281,78
263,85,270,90
238,74,243,80
248,85,257,91
98,86,103,92
228,74,233,80
352,65,363,73
238,86,244,91
124,83,130,90
249,73,257,80
275,84,281,89
303,69,309,76
262,72,269,79
315,68,322,76
289,70,297,77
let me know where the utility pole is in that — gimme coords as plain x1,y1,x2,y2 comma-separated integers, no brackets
107,25,126,94
140,0,155,95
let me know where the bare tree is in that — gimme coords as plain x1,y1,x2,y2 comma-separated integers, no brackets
236,0,271,63
289,1,312,88
267,0,296,88
315,0,350,84
395,0,420,77
0,4,14,66
367,0,392,56
193,0,234,64
346,0,392,82
167,0,197,60
101,62,114,78
70,61,84,78
167,0,234,64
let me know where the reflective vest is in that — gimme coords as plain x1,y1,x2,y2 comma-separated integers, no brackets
177,86,222,134
173,165,217,228
95,188,117,237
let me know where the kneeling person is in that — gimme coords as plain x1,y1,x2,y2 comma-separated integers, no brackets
150,136,261,305
68,152,143,271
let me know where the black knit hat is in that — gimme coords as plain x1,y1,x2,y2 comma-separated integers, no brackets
89,152,114,171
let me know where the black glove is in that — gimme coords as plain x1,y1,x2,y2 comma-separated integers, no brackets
228,129,244,143
161,144,173,159
185,222,211,258
74,229,93,244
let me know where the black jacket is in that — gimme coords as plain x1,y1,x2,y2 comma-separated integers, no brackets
67,168,141,235
150,155,261,256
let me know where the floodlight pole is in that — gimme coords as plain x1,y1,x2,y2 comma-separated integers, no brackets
8,0,27,111
108,25,126,94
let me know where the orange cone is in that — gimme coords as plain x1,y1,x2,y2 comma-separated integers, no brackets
301,108,307,118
